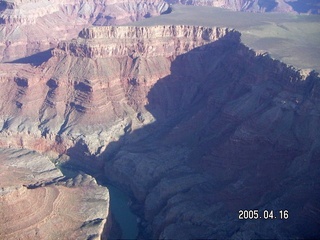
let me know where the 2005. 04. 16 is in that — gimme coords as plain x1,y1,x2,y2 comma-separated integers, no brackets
238,210,289,220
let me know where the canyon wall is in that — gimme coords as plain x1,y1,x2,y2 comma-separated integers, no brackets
0,24,319,238
101,29,320,238
0,0,169,62
0,25,237,159
56,25,235,58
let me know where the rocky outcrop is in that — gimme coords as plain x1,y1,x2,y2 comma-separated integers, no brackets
0,25,238,159
0,0,169,61
0,148,110,240
101,37,320,238
166,0,320,14
0,24,319,239
0,0,169,25
55,25,237,58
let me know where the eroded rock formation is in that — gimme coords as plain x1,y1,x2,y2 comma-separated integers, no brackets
0,25,237,158
0,24,319,238
100,28,320,239
0,148,110,240
0,0,169,61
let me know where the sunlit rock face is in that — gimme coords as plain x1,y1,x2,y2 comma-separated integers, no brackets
0,0,169,61
0,25,236,158
166,0,320,14
0,148,110,240
0,23,319,239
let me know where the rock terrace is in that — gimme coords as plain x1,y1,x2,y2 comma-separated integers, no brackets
0,148,110,240
0,0,169,61
0,21,319,239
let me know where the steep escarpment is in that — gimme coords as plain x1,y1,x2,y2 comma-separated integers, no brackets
166,0,320,14
55,25,235,58
0,25,237,161
102,35,320,239
0,25,239,239
0,0,169,61
0,24,319,239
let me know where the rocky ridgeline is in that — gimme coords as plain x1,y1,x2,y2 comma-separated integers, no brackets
0,0,169,25
77,25,231,39
0,0,169,24
0,25,239,158
54,25,239,58
0,0,60,24
0,0,169,61
0,23,319,239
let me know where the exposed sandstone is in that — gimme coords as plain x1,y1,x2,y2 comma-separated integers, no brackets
0,0,169,61
55,25,236,58
0,148,110,240
0,25,239,158
0,24,319,239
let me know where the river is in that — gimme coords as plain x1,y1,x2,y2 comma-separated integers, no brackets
58,165,138,239
106,184,139,239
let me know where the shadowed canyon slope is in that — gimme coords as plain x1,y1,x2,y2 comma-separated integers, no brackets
0,24,320,238
0,25,235,157
0,0,169,62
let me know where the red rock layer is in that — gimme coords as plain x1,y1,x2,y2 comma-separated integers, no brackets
0,24,319,239
0,25,238,158
0,0,169,61
0,148,110,240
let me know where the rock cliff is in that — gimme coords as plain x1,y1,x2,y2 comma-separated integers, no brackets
100,30,320,238
0,0,169,61
0,25,238,158
55,25,235,58
0,24,319,238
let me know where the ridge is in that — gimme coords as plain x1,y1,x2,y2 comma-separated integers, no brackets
53,25,240,58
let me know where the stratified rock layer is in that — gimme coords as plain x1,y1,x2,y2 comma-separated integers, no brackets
0,148,110,240
0,25,237,160
56,25,234,58
0,0,169,61
100,32,320,238
0,24,319,239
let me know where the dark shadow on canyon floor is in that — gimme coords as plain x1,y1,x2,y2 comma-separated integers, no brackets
8,49,53,66
65,35,320,239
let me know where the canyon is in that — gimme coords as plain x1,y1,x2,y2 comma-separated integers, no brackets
0,0,319,64
0,0,320,239
0,148,110,240
0,0,169,61
1,23,320,238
